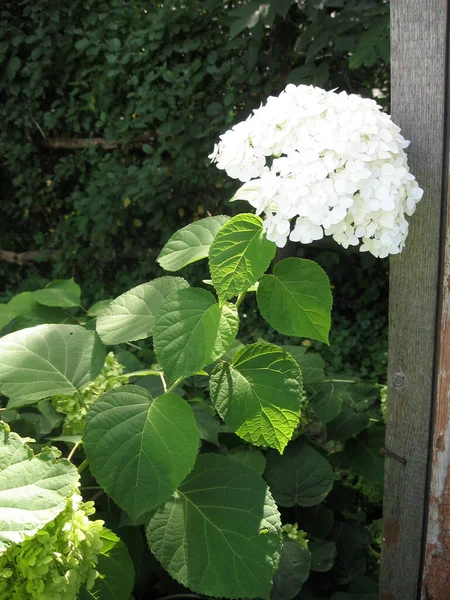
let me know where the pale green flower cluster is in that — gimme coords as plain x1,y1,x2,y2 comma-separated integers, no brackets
52,352,128,434
0,493,104,600
282,523,309,549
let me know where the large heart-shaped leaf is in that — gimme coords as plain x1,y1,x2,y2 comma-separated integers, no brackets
32,278,81,308
333,523,371,585
84,385,199,521
297,503,334,539
309,540,337,572
210,341,303,453
343,426,385,484
0,422,79,554
264,438,334,507
153,287,239,384
0,324,106,404
308,381,346,424
146,453,282,599
209,213,276,303
79,529,135,600
271,537,311,600
157,215,230,271
326,406,370,442
96,277,189,345
257,258,332,344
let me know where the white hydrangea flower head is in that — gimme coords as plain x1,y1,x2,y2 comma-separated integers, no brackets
209,84,423,257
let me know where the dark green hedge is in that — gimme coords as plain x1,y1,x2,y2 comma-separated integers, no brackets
0,0,389,297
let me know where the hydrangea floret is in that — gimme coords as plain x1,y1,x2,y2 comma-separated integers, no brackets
0,492,104,600
210,84,423,257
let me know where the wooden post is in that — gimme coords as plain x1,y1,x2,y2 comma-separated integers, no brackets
380,2,449,599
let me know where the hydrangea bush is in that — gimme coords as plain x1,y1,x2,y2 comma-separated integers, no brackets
210,85,423,257
0,85,421,599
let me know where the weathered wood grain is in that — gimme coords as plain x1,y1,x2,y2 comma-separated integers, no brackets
380,2,449,598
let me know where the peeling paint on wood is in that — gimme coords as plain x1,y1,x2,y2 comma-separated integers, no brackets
421,178,450,600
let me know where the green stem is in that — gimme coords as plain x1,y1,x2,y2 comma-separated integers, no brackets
126,369,164,378
235,291,247,309
67,440,81,462
166,377,184,394
125,341,142,350
322,378,359,384
77,459,89,474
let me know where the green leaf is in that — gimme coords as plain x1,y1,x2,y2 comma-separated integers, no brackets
96,277,189,345
7,292,67,329
332,575,378,599
84,385,199,521
297,503,334,539
8,56,21,73
274,0,294,18
80,529,134,600
220,338,245,363
228,447,266,475
106,38,121,52
37,399,64,434
87,299,114,317
0,324,106,404
257,258,332,344
333,523,371,585
191,402,220,446
308,381,345,424
209,213,276,303
0,305,16,331
343,426,385,484
75,38,90,50
340,381,379,413
49,435,82,445
153,287,239,384
0,422,79,554
305,31,331,63
271,537,311,600
146,454,282,599
265,439,334,507
32,278,81,308
229,1,265,38
210,341,303,453
349,26,386,70
326,406,370,442
283,346,325,384
207,102,222,116
157,215,230,271
309,540,337,572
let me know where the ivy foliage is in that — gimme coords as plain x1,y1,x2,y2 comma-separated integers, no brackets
0,0,278,298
